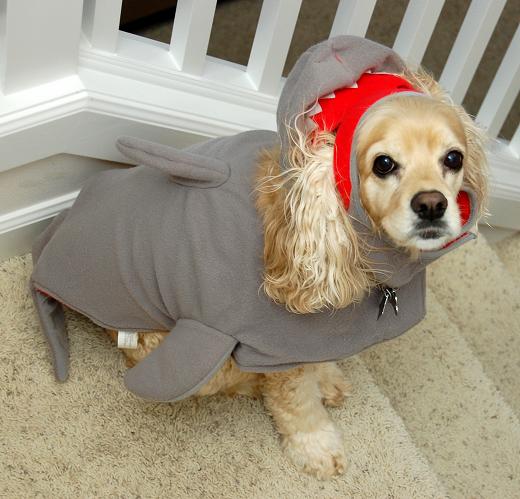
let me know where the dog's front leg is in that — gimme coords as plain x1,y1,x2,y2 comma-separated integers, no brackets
262,365,347,479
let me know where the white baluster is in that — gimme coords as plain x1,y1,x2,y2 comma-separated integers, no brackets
0,0,83,94
510,125,520,159
330,0,377,38
393,0,445,67
476,26,520,138
439,0,506,104
170,0,217,75
82,0,123,53
246,0,301,95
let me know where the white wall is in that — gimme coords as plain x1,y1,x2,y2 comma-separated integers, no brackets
0,154,125,260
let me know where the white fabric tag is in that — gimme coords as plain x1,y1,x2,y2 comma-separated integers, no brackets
117,330,139,349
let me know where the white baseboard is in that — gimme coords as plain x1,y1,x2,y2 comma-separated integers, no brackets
0,218,52,262
0,154,124,262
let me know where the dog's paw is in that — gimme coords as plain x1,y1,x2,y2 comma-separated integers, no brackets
318,366,351,407
282,423,347,479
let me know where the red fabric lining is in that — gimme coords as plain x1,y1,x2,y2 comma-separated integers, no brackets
311,73,419,209
441,191,472,249
442,231,470,249
457,190,470,226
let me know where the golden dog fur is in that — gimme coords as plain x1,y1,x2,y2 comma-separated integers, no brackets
106,68,487,480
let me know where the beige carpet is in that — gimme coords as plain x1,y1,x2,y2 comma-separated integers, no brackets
428,236,520,416
1,234,520,497
495,233,520,287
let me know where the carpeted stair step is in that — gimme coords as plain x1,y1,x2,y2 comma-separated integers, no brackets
493,232,520,285
361,291,520,499
0,255,446,498
427,235,520,417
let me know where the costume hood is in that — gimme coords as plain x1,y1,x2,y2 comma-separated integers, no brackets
277,36,406,170
277,36,479,286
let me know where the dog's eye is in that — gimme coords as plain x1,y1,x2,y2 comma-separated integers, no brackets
373,155,396,177
444,150,463,170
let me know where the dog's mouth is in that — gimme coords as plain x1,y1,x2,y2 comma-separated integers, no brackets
406,221,453,250
414,220,447,240
417,228,444,240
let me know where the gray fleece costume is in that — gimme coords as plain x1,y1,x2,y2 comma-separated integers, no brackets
30,36,479,402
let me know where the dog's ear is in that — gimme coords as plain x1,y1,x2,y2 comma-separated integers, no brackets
256,133,371,314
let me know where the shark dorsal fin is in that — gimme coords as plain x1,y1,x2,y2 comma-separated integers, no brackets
116,136,230,188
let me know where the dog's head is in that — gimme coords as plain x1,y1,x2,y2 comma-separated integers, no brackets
355,71,487,253
259,37,487,314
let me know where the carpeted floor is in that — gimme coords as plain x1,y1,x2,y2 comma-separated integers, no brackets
1,234,519,498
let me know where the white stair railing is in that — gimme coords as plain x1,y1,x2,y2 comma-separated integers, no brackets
512,125,520,158
477,25,520,140
0,0,519,253
247,0,301,94
82,0,123,53
170,0,217,75
392,0,445,68
439,0,507,104
330,0,377,38
0,0,83,93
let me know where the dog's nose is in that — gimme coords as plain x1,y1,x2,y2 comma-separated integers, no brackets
410,191,448,221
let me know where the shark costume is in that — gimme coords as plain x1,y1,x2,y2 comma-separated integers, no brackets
30,36,479,402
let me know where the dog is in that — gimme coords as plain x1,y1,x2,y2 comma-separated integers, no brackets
105,66,487,479
31,37,487,480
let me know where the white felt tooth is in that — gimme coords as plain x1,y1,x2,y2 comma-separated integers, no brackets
307,102,323,116
348,82,359,88
321,92,335,99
